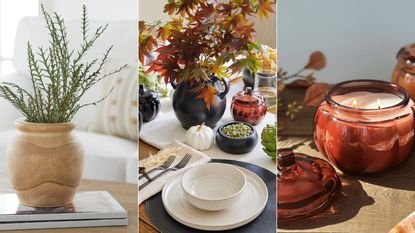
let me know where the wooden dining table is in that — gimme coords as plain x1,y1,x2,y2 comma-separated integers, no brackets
278,86,415,233
138,77,276,233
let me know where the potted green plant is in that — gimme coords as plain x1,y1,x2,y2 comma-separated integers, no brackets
0,5,125,207
139,0,276,129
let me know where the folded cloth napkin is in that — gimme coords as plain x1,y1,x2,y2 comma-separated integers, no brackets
139,140,211,204
389,211,415,233
140,97,276,172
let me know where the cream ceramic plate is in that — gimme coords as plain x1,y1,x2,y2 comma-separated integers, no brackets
162,166,268,231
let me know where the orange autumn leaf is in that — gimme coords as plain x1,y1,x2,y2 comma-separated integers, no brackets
139,21,146,34
211,65,229,78
157,26,171,41
303,83,331,106
141,0,275,84
196,85,218,111
138,35,157,64
304,51,327,70
258,1,275,21
164,2,176,15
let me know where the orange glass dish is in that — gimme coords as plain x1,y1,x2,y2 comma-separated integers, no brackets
392,43,415,100
314,80,415,174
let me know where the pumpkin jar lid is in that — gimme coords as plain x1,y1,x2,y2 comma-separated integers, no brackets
397,43,415,63
277,148,342,222
232,87,264,106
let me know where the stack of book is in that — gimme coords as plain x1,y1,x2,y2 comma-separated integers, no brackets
0,191,127,230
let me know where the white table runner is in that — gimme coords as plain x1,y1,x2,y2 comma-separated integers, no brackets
140,96,276,173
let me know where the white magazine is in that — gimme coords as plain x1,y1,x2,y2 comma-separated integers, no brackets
0,191,128,230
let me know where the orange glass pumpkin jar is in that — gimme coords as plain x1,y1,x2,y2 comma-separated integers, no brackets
392,43,415,99
314,80,415,174
230,87,267,125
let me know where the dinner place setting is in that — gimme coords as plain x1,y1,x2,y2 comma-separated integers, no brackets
138,48,277,233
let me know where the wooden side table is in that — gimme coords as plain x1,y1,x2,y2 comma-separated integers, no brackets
0,174,137,233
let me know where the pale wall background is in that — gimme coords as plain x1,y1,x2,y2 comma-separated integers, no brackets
139,0,276,48
278,0,415,83
40,0,138,20
0,0,137,75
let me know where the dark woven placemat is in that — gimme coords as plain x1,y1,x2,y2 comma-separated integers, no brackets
145,159,276,233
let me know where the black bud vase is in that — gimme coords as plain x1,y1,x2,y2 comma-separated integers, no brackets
172,76,230,129
139,84,160,122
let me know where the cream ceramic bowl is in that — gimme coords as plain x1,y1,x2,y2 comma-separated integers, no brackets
181,163,247,211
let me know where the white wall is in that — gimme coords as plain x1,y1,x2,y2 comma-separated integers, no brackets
40,0,137,21
139,0,276,48
278,0,415,83
139,0,169,22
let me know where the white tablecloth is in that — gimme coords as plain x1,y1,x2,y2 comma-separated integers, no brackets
140,94,276,173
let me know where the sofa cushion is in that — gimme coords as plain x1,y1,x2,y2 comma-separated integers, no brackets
88,61,138,141
0,130,137,183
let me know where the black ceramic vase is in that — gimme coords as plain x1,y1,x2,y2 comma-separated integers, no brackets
139,84,160,122
172,76,230,129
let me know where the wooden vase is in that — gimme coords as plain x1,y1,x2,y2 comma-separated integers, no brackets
7,119,84,207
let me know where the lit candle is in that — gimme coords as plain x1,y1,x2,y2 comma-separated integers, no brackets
314,80,415,174
331,91,403,109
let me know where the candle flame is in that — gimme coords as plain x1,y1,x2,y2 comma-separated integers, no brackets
352,99,358,109
377,98,381,109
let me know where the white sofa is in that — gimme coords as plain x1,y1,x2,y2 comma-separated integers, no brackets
0,17,137,183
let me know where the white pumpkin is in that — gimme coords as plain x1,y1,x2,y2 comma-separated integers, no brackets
185,123,214,150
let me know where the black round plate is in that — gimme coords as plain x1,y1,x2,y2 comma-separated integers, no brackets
145,159,276,233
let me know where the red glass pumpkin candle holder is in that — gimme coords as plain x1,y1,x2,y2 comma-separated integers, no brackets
231,87,267,125
392,43,415,100
314,80,415,174
392,43,415,84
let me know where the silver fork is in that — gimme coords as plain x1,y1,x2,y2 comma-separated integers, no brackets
138,155,176,180
139,153,192,190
